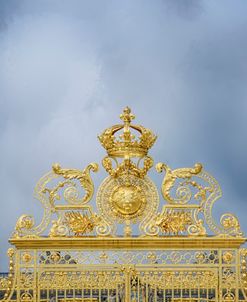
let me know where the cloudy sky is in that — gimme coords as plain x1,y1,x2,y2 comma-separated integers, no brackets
0,0,247,270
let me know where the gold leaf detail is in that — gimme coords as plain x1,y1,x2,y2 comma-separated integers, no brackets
52,163,98,203
156,211,193,235
156,162,203,204
65,212,95,236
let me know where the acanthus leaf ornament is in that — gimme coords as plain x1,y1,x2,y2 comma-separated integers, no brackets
156,162,203,204
52,162,99,204
1,107,246,302
13,163,99,238
155,162,243,237
156,210,193,235
11,108,244,240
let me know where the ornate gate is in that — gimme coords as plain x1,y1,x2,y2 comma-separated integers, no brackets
0,107,246,302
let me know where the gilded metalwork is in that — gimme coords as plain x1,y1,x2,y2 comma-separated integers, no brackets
52,162,99,204
154,162,243,238
97,175,158,223
156,162,203,204
0,107,246,302
111,184,145,216
156,210,193,235
64,212,95,236
98,106,157,158
102,156,154,178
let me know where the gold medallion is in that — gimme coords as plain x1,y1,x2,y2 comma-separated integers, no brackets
96,174,159,224
110,184,145,216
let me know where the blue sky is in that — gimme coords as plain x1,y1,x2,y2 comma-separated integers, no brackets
0,0,247,270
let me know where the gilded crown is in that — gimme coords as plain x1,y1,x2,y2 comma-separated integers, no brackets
98,107,157,158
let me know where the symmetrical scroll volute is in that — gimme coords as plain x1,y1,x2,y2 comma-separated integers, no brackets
144,162,243,237
12,162,105,238
2,107,247,302
11,107,244,239
51,163,98,203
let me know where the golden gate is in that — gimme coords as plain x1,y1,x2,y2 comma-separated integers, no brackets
0,107,246,302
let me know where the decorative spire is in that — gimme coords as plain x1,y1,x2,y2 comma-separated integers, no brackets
119,107,135,143
120,106,135,125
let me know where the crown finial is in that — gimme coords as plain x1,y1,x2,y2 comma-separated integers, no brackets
120,107,135,125
98,107,157,158
119,107,135,143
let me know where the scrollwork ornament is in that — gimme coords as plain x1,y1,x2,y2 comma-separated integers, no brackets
102,156,118,177
12,170,58,238
13,163,98,238
14,215,35,234
102,156,153,178
42,180,74,210
49,219,69,237
1,107,247,302
52,162,99,204
136,155,154,177
95,216,116,237
187,220,206,236
156,163,244,237
141,214,160,236
220,213,243,237
63,185,81,204
156,162,203,204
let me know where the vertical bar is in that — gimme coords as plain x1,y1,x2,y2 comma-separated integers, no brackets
116,282,118,302
137,273,140,302
82,275,84,301
16,251,20,302
206,273,209,302
171,273,174,302
198,272,200,302
33,251,37,302
145,283,148,302
180,272,182,302
125,270,131,302
89,287,90,301
189,283,191,302
236,249,239,302
154,281,157,302
218,249,222,302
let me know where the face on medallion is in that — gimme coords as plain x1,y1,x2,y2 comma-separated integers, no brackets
111,185,145,216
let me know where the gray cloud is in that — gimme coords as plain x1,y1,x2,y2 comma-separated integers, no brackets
0,0,247,270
